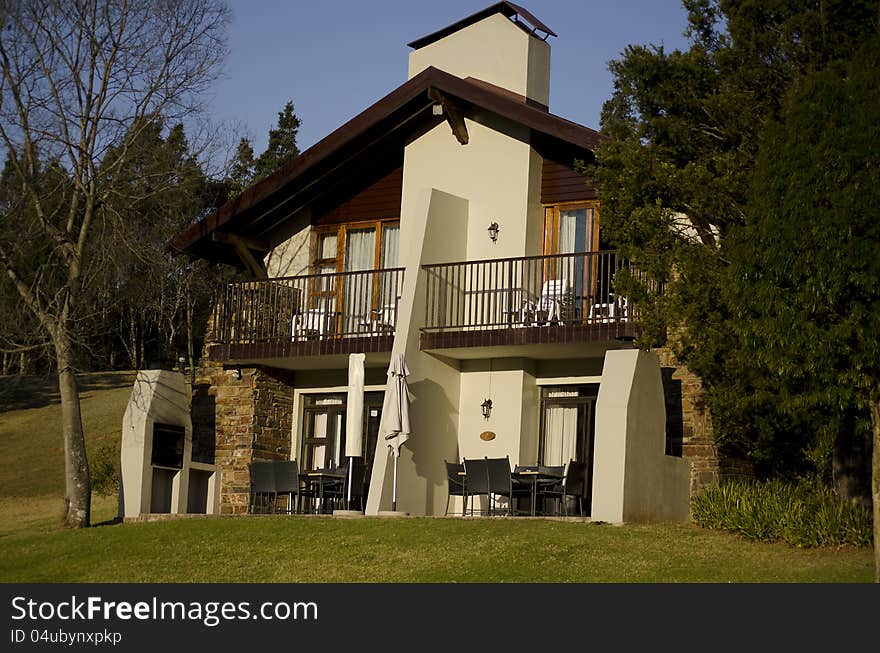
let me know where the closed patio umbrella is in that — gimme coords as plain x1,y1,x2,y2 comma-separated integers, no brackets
344,353,365,509
381,353,411,511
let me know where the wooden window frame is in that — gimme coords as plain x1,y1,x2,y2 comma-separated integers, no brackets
542,200,600,256
309,219,400,331
542,201,601,319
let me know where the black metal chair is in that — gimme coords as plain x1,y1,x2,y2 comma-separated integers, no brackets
463,458,490,515
487,456,529,516
534,464,564,515
248,461,276,513
338,458,367,511
543,460,588,516
444,460,467,516
272,460,301,514
321,462,353,512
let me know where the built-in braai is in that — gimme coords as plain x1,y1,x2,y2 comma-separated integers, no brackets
151,423,185,469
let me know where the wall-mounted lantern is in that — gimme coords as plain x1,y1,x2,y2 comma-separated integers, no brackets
487,221,500,243
480,398,493,420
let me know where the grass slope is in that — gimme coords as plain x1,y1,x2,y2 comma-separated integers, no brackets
0,371,135,497
0,372,873,583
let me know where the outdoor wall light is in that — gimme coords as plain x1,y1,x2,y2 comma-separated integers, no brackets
480,398,493,420
230,366,242,380
488,221,500,243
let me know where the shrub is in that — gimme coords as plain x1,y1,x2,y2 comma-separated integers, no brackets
691,477,872,548
89,442,120,497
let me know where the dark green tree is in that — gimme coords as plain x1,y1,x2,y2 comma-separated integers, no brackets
730,40,880,577
99,120,225,372
0,0,229,528
254,101,301,180
226,137,256,197
593,0,880,475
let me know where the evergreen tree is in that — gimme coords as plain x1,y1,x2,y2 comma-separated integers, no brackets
254,101,301,180
593,0,880,475
730,40,880,576
227,137,256,196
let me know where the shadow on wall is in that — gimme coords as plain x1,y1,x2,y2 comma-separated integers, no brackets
190,383,216,465
660,367,683,457
407,377,460,515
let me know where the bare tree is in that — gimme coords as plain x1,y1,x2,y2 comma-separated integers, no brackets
0,0,229,528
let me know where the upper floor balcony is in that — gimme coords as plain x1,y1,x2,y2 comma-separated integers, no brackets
420,250,641,359
206,267,404,366
205,250,647,368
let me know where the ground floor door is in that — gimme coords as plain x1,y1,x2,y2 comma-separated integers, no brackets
300,391,384,504
538,384,598,513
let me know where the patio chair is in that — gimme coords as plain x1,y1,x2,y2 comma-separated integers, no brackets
462,458,490,516
319,462,350,512
444,460,467,516
534,464,565,515
248,461,276,514
542,460,588,517
536,278,571,324
272,460,302,514
294,307,331,340
336,458,366,511
589,294,629,324
486,456,530,516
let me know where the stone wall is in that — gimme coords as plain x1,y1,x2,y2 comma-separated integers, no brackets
192,361,295,515
655,347,720,494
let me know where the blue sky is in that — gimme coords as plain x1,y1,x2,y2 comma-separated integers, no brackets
210,0,691,155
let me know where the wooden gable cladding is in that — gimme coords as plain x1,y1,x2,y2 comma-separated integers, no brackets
541,157,598,205
314,166,403,226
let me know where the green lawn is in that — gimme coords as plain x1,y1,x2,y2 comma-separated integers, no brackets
0,371,136,497
0,372,874,583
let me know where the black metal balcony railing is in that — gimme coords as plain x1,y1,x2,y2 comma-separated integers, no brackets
422,251,641,335
211,268,404,350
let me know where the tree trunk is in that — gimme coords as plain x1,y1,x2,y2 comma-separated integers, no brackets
832,412,871,507
870,393,879,583
19,350,27,376
55,332,91,529
2,351,7,376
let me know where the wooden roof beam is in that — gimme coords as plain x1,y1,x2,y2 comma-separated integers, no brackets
213,232,268,279
429,88,469,145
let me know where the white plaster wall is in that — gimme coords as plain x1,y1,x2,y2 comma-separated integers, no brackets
365,189,468,516
403,120,535,262
591,350,692,523
265,226,311,278
519,368,541,466
457,365,526,463
121,370,195,518
408,13,550,106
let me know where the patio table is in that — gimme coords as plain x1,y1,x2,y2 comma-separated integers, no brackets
512,469,564,516
304,468,346,513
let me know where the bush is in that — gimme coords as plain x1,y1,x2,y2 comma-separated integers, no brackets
89,442,120,497
691,477,872,548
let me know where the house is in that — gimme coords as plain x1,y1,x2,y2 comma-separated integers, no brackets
171,2,714,521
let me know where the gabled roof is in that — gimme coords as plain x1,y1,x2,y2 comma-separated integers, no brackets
171,66,603,264
407,2,557,50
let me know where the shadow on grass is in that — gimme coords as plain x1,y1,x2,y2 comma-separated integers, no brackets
92,516,123,528
0,371,137,412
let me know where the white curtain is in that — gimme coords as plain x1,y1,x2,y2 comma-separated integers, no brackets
344,229,376,333
542,391,579,466
381,225,399,269
380,226,401,318
558,209,591,308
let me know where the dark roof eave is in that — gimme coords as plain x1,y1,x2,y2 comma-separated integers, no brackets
171,66,603,259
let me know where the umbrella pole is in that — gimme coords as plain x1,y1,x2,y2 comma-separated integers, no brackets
346,455,354,510
391,452,398,512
